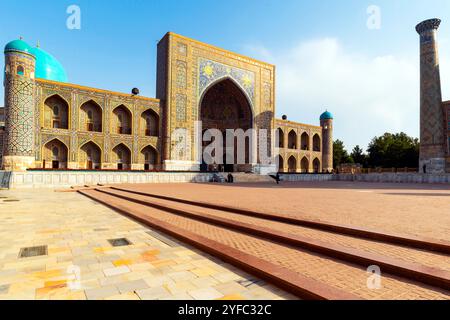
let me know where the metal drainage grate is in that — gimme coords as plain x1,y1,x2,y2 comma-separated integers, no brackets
108,238,132,247
19,245,48,258
146,230,179,248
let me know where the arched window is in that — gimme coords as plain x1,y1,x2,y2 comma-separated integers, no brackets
17,65,24,76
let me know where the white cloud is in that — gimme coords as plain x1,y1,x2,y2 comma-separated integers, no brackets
243,38,450,151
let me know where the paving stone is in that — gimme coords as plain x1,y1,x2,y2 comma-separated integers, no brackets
136,286,171,300
103,266,130,277
188,287,224,300
116,279,149,293
85,286,119,300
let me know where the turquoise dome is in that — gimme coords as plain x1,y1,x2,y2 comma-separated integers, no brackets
30,47,68,82
4,39,34,54
320,110,333,120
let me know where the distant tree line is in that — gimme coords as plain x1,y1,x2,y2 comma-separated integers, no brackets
333,133,420,169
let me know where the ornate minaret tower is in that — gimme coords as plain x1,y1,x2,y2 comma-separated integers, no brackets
320,110,333,172
416,19,446,173
2,39,36,171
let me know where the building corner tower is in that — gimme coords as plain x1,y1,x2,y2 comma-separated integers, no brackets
2,39,36,171
416,18,446,174
320,110,333,172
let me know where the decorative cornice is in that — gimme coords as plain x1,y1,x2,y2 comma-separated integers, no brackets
416,18,441,34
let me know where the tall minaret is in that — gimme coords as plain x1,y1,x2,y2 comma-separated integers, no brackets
416,19,446,173
2,39,36,171
320,110,333,172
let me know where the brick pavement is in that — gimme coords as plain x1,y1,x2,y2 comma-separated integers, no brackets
0,189,294,300
82,188,450,300
116,181,450,241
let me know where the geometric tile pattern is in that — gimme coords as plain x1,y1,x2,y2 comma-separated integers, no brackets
3,75,35,157
417,20,447,168
198,58,255,105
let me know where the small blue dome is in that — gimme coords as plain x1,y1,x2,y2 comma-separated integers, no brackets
4,39,34,55
320,110,333,120
30,47,68,83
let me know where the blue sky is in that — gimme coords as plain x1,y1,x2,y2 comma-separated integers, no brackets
2,0,450,150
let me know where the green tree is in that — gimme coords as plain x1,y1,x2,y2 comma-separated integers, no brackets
367,133,419,168
333,140,353,168
351,145,368,167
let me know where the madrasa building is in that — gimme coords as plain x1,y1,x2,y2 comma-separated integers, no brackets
0,33,333,174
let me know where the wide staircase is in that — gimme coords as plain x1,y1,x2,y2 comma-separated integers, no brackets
219,172,275,183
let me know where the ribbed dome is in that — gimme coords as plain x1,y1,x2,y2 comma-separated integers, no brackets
29,47,68,83
4,39,33,54
320,110,333,120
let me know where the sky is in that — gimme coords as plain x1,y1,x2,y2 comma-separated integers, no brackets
1,0,450,151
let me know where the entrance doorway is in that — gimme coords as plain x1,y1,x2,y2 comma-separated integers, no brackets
52,161,59,169
200,79,253,172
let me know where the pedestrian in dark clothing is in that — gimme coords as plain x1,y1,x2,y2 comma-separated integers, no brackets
275,173,281,185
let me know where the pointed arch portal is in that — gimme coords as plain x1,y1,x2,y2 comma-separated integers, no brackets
200,79,253,173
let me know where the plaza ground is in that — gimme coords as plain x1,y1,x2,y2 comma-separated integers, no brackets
0,181,449,300
0,189,293,300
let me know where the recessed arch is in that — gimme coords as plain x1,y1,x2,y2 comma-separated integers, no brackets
80,141,102,170
313,134,321,152
17,65,24,76
313,158,321,173
200,78,253,172
288,155,297,173
301,156,309,173
199,76,254,114
141,109,159,137
80,100,102,132
141,145,158,171
301,132,310,151
112,104,132,135
42,138,68,169
112,143,131,170
44,94,69,129
277,128,284,148
277,154,284,173
288,130,297,149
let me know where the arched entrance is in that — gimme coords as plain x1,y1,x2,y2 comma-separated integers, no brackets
301,156,309,173
313,158,321,173
80,142,101,170
43,139,68,169
288,156,297,173
200,79,253,172
141,145,158,171
113,144,131,170
277,155,284,173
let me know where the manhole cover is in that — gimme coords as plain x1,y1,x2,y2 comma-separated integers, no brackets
108,238,132,247
19,245,48,258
